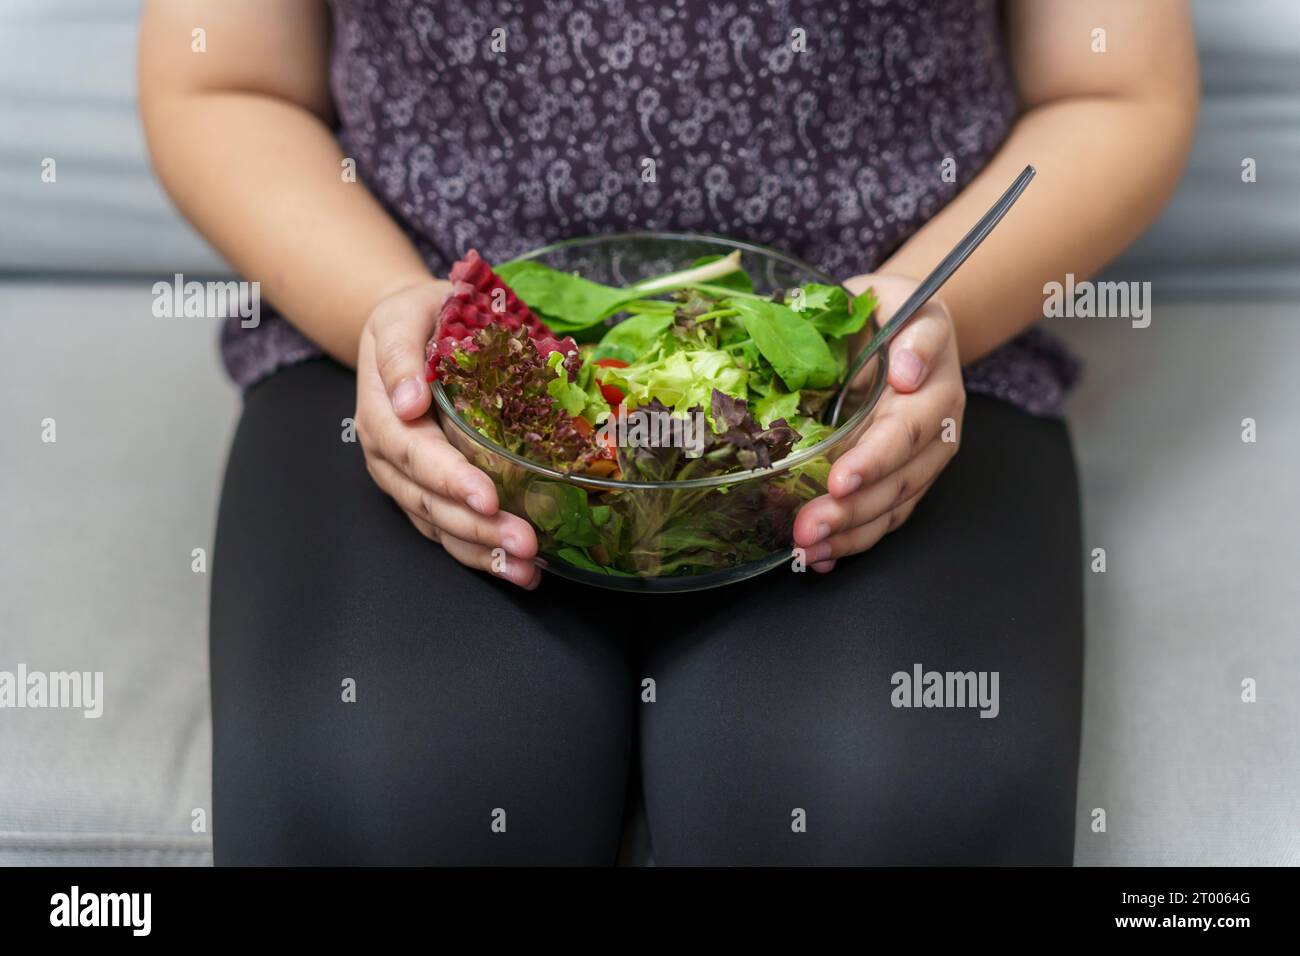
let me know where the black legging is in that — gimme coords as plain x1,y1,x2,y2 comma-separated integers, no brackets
210,358,1083,865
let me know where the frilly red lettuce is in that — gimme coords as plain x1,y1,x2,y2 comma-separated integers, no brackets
434,324,605,472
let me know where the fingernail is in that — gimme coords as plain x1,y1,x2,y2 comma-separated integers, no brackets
467,494,487,514
503,535,522,557
812,560,837,574
813,522,830,544
523,573,541,591
892,348,925,389
390,377,425,415
838,472,862,494
808,542,832,563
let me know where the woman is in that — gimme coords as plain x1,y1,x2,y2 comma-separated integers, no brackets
140,0,1197,865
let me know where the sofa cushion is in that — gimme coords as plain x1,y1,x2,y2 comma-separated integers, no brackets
0,280,236,865
1053,305,1300,865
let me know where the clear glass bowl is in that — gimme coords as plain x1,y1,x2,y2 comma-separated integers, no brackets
433,232,888,592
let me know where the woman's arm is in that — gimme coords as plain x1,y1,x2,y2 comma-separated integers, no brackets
801,0,1198,568
138,0,433,367
140,0,541,587
878,0,1199,362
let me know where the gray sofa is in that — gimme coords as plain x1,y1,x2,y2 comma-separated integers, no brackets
1,0,1297,866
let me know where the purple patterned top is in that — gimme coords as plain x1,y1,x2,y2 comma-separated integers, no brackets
221,0,1079,416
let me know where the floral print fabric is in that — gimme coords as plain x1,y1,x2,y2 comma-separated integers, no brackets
222,0,1079,417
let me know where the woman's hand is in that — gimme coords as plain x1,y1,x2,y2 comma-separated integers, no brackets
792,274,966,572
355,280,541,589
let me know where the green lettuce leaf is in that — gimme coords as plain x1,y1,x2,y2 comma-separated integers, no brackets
846,287,880,336
496,253,747,333
729,297,840,391
544,351,607,422
752,388,802,428
524,481,604,547
778,283,876,338
495,261,631,333
598,312,675,354
596,348,748,413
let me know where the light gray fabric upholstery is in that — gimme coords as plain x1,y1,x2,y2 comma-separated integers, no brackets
0,282,233,865
1053,307,1300,865
1110,0,1300,294
0,0,227,276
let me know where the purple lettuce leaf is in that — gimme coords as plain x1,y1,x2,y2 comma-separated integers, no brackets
435,323,604,471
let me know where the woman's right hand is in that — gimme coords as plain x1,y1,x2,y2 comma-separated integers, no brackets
355,280,541,589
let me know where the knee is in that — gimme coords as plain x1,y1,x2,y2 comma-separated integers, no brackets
642,716,1076,866
213,689,632,865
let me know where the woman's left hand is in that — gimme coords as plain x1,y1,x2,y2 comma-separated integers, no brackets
792,273,966,572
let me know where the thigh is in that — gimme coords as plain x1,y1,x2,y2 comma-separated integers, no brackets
210,359,634,865
638,395,1084,865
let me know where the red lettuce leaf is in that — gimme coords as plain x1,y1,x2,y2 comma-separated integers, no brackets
435,323,604,471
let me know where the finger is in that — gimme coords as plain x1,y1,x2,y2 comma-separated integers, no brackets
440,532,541,590
886,306,952,394
401,495,542,589
824,382,961,499
812,509,891,564
800,439,954,545
404,510,441,543
369,285,447,420
375,413,500,515
369,456,536,558
887,482,927,533
841,273,875,298
806,478,934,563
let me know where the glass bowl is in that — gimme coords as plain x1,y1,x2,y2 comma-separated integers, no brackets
432,232,888,592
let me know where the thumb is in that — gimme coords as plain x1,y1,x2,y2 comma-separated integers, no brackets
887,302,952,394
372,282,447,420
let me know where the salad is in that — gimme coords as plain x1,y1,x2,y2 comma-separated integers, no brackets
426,248,877,578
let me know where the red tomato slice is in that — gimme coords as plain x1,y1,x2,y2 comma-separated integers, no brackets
571,415,593,438
594,358,628,406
